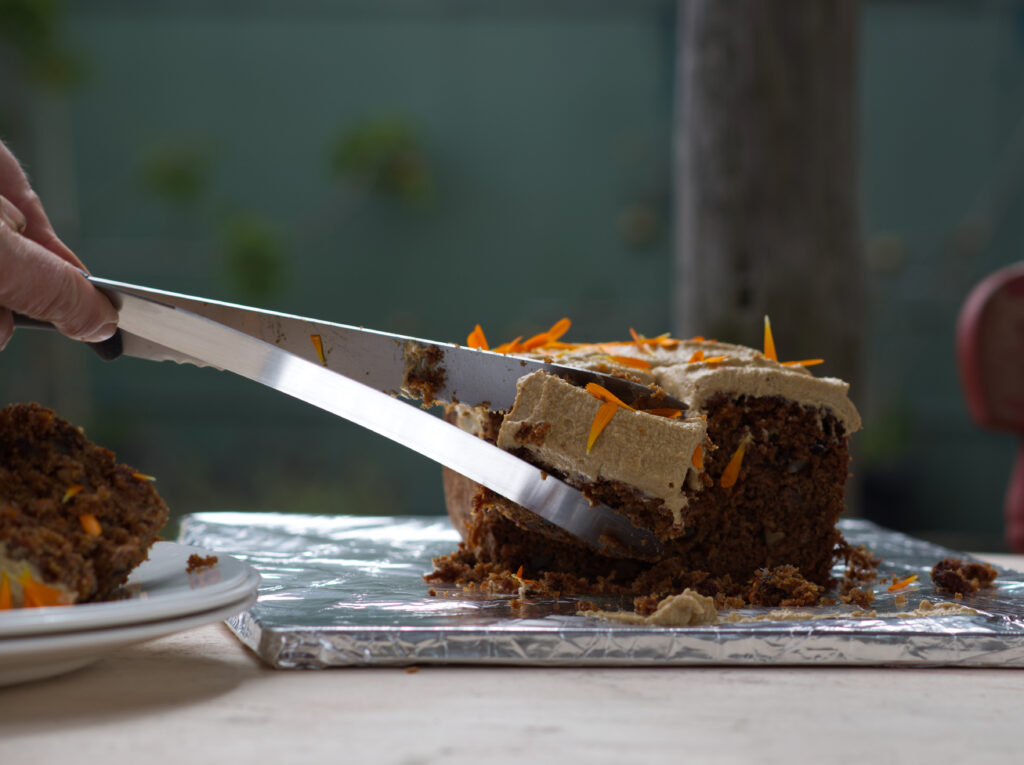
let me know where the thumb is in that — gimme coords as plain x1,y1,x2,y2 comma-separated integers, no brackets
0,225,118,342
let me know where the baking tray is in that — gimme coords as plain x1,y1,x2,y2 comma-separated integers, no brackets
178,512,1024,668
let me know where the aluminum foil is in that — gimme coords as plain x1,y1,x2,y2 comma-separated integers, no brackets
178,512,1024,668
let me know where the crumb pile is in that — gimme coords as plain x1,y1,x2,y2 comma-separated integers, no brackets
0,403,168,608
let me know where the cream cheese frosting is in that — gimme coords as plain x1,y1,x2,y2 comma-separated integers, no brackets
496,372,706,519
580,588,719,626
534,339,860,434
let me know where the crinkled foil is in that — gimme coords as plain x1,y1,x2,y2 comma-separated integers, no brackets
178,513,1024,668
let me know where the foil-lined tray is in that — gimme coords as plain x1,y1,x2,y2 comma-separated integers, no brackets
178,512,1024,668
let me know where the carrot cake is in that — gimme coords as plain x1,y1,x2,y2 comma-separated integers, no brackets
426,320,863,613
0,402,168,608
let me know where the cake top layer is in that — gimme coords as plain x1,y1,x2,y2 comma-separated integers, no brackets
466,319,861,434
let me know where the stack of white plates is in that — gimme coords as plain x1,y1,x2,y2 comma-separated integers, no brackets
0,542,259,686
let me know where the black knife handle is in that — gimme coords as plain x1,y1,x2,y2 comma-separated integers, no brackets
12,312,124,361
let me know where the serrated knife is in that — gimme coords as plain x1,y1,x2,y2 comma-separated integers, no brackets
15,277,668,558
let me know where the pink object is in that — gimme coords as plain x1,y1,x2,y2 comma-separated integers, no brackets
957,262,1024,552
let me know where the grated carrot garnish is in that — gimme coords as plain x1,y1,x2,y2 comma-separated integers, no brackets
763,316,777,362
584,383,635,411
887,574,918,593
492,336,523,354
587,401,620,454
310,334,327,366
19,571,66,608
466,324,489,350
645,409,683,418
79,513,102,536
512,565,540,588
691,443,704,471
522,318,572,351
61,484,84,504
0,572,11,610
720,433,753,488
607,355,651,370
702,355,727,364
132,472,157,482
544,317,571,344
688,350,705,363
688,336,706,343
629,327,649,352
781,359,825,368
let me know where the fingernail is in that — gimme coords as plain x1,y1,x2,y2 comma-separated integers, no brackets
81,322,118,343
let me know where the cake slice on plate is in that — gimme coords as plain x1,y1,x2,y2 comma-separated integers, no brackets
0,403,169,608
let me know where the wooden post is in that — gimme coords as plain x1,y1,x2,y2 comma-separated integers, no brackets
673,0,863,396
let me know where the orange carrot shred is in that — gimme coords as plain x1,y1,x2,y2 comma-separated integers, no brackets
310,334,327,366
720,434,753,488
702,355,727,364
607,355,651,370
781,359,825,368
763,316,777,362
467,324,489,350
691,443,704,471
887,574,918,593
133,472,157,482
19,572,66,608
584,383,635,411
492,336,523,354
587,401,620,453
61,484,84,504
0,572,11,610
629,327,655,354
79,513,102,536
645,408,683,418
544,317,571,344
688,350,705,363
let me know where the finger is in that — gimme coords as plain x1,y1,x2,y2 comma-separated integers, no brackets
0,194,27,233
0,225,117,341
0,142,84,269
0,308,12,351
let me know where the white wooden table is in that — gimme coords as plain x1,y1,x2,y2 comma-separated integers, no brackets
3,554,1024,764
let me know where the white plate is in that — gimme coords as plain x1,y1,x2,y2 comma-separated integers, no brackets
0,590,258,687
0,541,260,638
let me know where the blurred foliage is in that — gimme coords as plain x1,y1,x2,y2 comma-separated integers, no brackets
138,139,211,208
0,0,85,90
329,115,433,205
219,211,288,303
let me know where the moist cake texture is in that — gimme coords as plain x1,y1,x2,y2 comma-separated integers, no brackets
0,402,168,608
426,322,864,613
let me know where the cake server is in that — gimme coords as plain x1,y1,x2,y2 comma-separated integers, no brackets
14,277,667,559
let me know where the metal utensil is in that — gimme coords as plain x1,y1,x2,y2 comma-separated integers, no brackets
16,278,667,558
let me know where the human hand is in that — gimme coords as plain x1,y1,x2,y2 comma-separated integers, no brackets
0,141,117,350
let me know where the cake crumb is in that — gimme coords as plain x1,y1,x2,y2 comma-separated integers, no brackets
186,554,219,573
931,558,997,596
747,565,823,607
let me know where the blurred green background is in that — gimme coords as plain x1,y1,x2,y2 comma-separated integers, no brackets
1,0,1021,550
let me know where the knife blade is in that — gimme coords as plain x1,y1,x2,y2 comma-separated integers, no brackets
82,277,684,412
87,279,664,559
